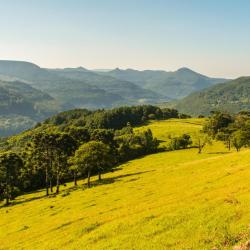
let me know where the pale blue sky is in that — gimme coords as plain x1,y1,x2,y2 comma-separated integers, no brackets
0,0,249,78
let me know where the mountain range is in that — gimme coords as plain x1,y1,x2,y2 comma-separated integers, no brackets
0,59,239,136
101,67,228,99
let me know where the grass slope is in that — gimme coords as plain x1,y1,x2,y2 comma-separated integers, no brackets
1,119,250,250
135,118,204,147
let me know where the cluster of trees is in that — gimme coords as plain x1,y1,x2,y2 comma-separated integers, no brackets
167,132,211,154
0,105,192,205
168,134,192,150
45,105,182,130
203,111,250,151
1,105,174,205
168,111,250,154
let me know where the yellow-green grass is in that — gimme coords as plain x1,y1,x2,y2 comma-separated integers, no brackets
135,118,206,147
1,119,250,250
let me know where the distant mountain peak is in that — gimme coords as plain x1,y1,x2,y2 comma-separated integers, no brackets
177,67,196,74
0,60,41,69
76,66,88,71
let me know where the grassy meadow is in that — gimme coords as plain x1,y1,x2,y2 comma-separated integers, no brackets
1,119,250,250
135,118,205,147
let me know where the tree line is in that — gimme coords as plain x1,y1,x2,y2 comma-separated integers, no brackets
203,111,250,151
0,105,181,205
166,111,249,153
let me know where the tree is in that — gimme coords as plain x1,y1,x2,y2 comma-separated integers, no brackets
192,132,212,154
30,132,55,196
231,130,246,152
69,141,111,187
203,111,234,137
216,127,234,151
68,165,79,186
90,128,118,165
168,134,192,150
66,126,90,146
53,133,76,193
0,151,23,205
138,129,159,154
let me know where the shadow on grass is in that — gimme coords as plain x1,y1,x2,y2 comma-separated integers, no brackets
1,195,44,208
83,170,155,189
1,170,155,208
207,152,231,155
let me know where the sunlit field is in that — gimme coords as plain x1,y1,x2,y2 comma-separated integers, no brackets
1,119,250,250
135,118,205,147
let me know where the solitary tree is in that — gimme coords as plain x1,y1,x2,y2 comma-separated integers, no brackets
0,151,23,205
231,130,245,152
192,132,212,154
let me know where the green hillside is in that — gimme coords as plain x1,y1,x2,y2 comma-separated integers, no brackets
175,77,250,116
0,80,67,136
102,67,228,99
1,119,249,250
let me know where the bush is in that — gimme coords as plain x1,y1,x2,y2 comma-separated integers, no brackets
168,134,192,150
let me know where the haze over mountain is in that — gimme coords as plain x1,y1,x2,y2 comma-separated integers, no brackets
0,59,233,136
101,67,228,99
49,67,164,105
0,61,165,109
174,77,250,115
0,79,67,136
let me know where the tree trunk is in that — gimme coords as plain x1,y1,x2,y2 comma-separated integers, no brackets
45,166,49,196
56,172,60,194
5,183,9,205
74,172,77,186
198,146,201,154
87,169,91,188
49,153,53,193
50,179,53,193
6,195,9,206
98,172,102,181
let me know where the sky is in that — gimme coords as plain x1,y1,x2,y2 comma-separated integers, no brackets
0,0,250,78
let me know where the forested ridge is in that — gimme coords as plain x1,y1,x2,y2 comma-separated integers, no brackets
0,79,69,136
175,77,250,115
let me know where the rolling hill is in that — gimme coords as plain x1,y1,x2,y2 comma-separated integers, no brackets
101,67,228,99
174,77,250,116
0,60,167,136
50,68,164,104
1,119,249,250
0,60,234,136
0,60,164,109
0,79,68,136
